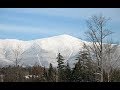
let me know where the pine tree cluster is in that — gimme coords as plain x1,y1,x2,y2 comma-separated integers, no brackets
0,51,120,82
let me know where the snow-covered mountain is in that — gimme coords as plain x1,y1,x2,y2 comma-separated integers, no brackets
0,34,119,68
0,34,85,67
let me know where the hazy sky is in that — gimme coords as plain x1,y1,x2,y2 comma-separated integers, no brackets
0,8,120,41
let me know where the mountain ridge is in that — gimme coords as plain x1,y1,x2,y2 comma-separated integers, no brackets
0,34,84,67
0,34,119,68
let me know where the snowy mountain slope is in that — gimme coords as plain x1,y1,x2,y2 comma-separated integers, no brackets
0,34,119,68
0,34,85,67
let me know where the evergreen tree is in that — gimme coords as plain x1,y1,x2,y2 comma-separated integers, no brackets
64,63,72,82
72,50,95,82
56,53,65,82
80,51,96,82
41,67,48,82
48,63,55,82
72,59,83,82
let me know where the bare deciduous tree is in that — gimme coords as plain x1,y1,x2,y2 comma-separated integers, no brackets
0,43,30,67
103,39,120,82
84,14,113,82
11,43,30,67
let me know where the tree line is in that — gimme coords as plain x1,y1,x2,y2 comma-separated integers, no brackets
0,51,120,82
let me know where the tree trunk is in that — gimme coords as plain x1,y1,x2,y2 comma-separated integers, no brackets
107,72,110,82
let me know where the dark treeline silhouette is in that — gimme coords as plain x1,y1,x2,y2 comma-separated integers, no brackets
0,52,120,82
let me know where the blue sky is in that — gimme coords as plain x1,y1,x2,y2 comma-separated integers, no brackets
0,8,120,42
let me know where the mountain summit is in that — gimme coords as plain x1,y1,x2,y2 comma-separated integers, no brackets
0,34,84,67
